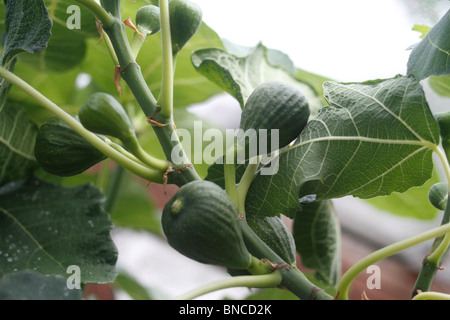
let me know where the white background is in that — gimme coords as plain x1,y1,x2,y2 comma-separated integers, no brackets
193,0,449,82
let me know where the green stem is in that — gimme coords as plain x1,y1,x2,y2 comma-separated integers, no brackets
336,223,450,300
72,0,114,27
133,144,169,172
246,255,273,275
152,124,201,185
158,0,174,118
99,0,121,19
0,67,164,183
434,146,450,189
412,291,450,300
224,163,238,207
413,260,440,295
172,271,282,300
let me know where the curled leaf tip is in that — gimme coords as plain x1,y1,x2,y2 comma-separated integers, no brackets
96,20,103,44
114,66,121,95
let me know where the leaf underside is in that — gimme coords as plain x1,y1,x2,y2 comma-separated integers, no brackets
0,270,82,300
0,0,52,186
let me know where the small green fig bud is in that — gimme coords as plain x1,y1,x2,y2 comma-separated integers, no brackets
79,92,135,144
428,182,448,211
162,180,252,270
34,116,106,177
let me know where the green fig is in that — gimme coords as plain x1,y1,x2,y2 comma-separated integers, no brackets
169,0,202,55
162,180,252,270
238,81,310,157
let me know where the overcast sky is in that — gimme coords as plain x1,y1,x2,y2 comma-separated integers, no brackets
192,0,450,82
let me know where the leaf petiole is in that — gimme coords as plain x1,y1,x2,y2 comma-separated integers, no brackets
412,145,450,293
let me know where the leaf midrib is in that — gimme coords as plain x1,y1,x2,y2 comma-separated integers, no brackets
327,81,432,144
0,135,35,160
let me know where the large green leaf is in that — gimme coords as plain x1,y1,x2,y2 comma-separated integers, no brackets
139,107,226,179
110,171,161,234
245,75,440,218
0,270,82,300
428,74,450,98
293,200,340,288
0,177,118,284
407,9,450,80
82,19,225,110
191,43,323,112
245,287,299,300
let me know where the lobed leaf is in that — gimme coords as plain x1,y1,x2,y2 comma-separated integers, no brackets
3,0,99,72
205,159,248,189
245,75,440,218
0,101,38,186
366,168,440,220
